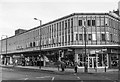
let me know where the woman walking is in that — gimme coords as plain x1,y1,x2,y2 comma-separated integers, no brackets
74,62,78,73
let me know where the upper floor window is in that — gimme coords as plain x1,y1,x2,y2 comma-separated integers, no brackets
101,34,106,41
88,34,92,40
79,34,83,40
76,34,78,41
71,18,73,27
92,34,96,40
87,20,91,26
92,20,96,26
110,34,113,42
65,20,67,29
30,42,32,47
101,18,105,26
33,42,36,47
78,20,82,26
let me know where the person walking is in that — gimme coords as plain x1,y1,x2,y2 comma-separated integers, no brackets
74,62,78,73
61,61,65,72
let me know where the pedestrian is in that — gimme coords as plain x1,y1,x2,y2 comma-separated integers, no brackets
61,61,65,72
15,59,18,66
57,64,60,71
74,62,78,73
94,60,97,72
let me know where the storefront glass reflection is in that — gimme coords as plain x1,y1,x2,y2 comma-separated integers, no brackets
77,49,109,68
111,54,118,67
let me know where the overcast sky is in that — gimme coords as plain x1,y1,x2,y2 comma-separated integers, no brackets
0,0,119,38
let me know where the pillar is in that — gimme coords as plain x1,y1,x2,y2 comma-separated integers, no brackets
10,57,13,65
4,57,7,65
107,54,109,68
43,55,46,66
108,54,111,68
74,54,78,62
0,55,3,65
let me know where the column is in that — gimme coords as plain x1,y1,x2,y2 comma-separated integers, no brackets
96,54,98,68
0,55,3,65
10,57,13,65
107,54,109,68
108,54,111,68
88,54,89,68
74,54,78,62
4,57,7,65
43,55,46,66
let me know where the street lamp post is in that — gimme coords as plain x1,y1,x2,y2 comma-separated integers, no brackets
0,37,2,65
34,18,42,69
83,19,88,73
1,35,8,65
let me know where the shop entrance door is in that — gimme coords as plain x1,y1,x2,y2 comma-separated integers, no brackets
88,57,97,68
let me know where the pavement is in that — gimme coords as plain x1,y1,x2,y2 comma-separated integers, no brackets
0,64,118,74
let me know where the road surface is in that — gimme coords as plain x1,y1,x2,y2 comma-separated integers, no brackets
1,66,119,82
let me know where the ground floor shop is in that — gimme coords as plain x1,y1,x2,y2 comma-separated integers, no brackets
1,47,119,69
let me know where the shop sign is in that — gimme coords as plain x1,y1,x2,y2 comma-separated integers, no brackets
68,49,72,51
13,55,21,58
90,50,95,54
102,49,107,51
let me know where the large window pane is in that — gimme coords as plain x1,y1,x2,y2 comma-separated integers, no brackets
96,18,100,26
101,34,106,41
92,34,96,41
101,18,105,26
76,34,78,41
87,20,91,26
79,34,83,41
78,20,82,26
88,34,92,40
92,20,96,26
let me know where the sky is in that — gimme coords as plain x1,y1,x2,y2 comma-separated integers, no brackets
0,0,120,39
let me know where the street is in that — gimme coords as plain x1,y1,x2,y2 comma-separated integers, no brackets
0,66,119,82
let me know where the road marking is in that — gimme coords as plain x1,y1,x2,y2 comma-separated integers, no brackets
105,77,111,80
77,76,80,79
9,69,13,71
36,76,50,78
77,77,84,82
52,77,55,81
24,78,28,80
74,73,77,75
113,81,117,82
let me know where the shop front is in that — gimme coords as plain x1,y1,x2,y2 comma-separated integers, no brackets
75,49,109,68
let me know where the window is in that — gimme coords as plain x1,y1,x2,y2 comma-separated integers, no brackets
78,20,82,26
92,34,96,40
79,34,83,40
88,34,92,40
110,34,113,42
30,42,32,47
101,34,106,41
71,18,73,27
96,18,100,26
76,34,78,41
101,18,105,26
68,34,70,42
87,20,91,26
65,20,67,29
92,20,96,26
33,42,36,47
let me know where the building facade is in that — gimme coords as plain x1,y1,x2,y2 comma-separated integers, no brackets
0,13,120,68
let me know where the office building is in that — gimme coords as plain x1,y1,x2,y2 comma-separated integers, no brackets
0,13,120,68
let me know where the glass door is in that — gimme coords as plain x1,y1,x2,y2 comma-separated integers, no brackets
88,57,97,68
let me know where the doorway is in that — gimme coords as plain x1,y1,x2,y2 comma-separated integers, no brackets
88,57,97,68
